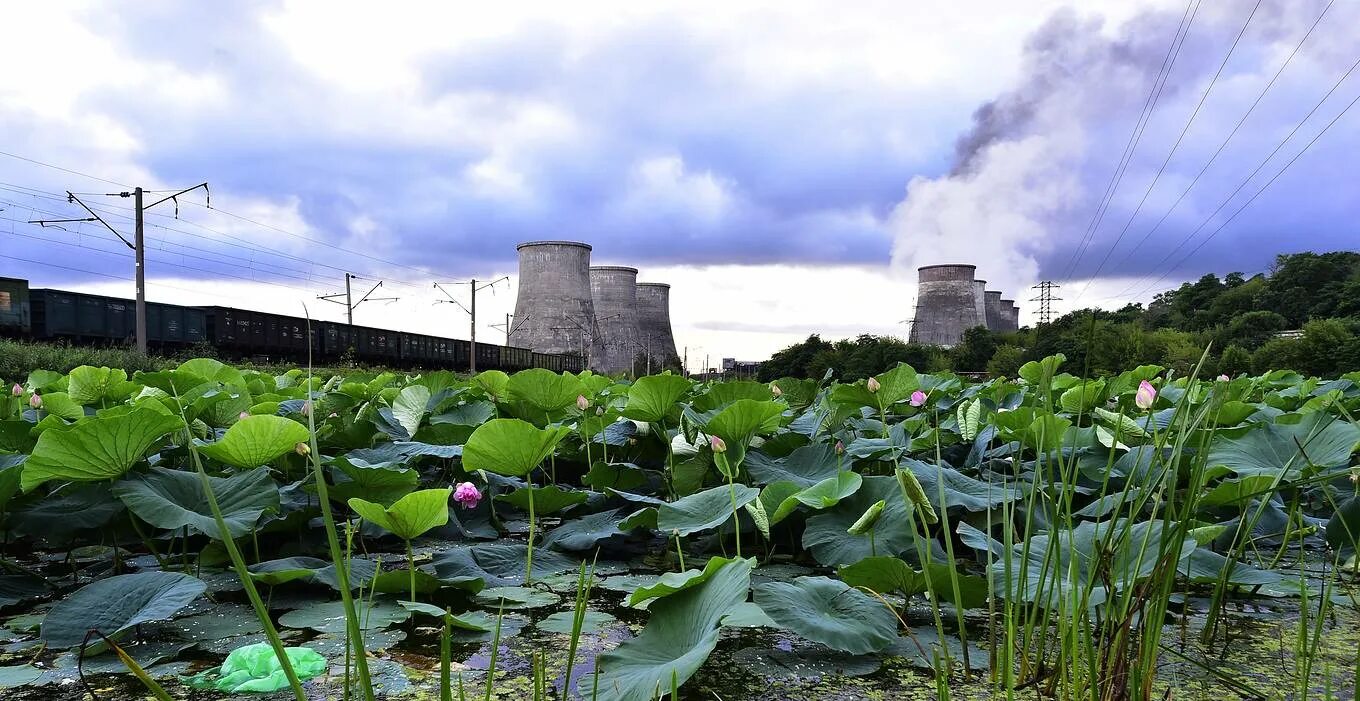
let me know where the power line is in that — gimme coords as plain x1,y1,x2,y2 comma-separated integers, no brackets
1070,0,1264,305
1105,0,1335,272
1114,50,1360,300
0,150,131,189
1059,0,1202,283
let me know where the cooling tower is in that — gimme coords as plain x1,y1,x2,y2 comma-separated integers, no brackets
1008,301,1022,330
984,290,1004,332
972,279,988,331
909,264,984,347
509,241,605,368
589,266,640,375
635,282,679,369
999,298,1017,332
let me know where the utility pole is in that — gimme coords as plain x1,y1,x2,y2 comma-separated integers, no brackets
435,276,509,373
1030,281,1061,325
30,182,209,354
320,273,397,325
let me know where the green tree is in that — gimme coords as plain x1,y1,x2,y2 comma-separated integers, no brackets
986,345,1025,378
1216,345,1251,377
951,326,996,372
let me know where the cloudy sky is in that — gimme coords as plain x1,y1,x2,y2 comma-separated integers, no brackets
1,0,1355,366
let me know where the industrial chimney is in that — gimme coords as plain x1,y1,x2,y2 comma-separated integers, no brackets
908,264,984,347
509,241,604,369
635,282,679,371
984,290,1004,332
589,266,640,375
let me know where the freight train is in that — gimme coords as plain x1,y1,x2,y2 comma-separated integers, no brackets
0,276,584,373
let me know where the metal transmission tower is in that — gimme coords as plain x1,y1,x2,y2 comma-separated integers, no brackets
1030,281,1062,324
434,277,509,373
319,272,398,325
29,183,209,354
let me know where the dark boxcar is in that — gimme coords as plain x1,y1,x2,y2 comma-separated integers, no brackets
0,277,31,335
475,342,501,370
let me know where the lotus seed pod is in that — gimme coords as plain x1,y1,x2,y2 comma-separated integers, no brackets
895,467,938,524
294,442,311,457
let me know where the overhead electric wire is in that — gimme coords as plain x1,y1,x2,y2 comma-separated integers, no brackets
1058,0,1202,284
1070,0,1264,305
1108,0,1335,270
1113,49,1360,299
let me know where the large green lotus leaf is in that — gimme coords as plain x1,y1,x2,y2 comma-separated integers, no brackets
348,487,451,540
201,392,254,429
67,366,133,406
0,574,50,610
278,599,410,633
35,392,86,421
703,400,785,465
745,443,840,487
387,384,431,439
582,462,649,491
470,370,509,399
872,364,920,405
771,471,862,523
1199,475,1277,507
41,571,205,648
899,459,1021,512
803,476,920,567
178,358,246,387
690,381,773,411
507,368,584,413
21,408,183,491
1327,495,1360,557
837,557,988,608
543,508,626,551
431,543,577,588
623,375,692,423
113,466,280,539
462,418,570,477
658,484,759,537
754,576,897,654
197,415,310,469
473,586,560,610
329,458,418,506
589,557,753,701
495,484,588,515
0,665,41,688
627,555,751,607
1207,413,1359,481
1178,548,1290,591
430,401,497,427
0,458,23,513
8,484,124,536
246,557,378,591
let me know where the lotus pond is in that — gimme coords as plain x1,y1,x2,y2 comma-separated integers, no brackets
0,356,1357,700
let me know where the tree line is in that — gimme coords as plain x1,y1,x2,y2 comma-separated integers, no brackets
758,251,1360,381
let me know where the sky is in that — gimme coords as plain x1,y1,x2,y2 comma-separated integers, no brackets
0,0,1356,367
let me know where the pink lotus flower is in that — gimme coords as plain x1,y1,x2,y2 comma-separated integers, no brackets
709,435,727,453
28,393,42,410
576,395,589,412
834,440,845,455
866,377,881,393
1135,380,1157,410
453,482,482,509
909,390,927,407
239,411,251,421
11,383,22,397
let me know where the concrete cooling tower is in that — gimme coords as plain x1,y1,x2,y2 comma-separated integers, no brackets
589,266,640,375
635,282,679,368
509,241,605,368
999,298,1018,332
984,290,1004,332
972,279,988,331
1007,301,1021,330
909,264,984,347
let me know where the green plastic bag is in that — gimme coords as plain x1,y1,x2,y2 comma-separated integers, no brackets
184,642,327,693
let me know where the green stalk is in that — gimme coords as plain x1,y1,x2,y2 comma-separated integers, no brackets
526,475,536,583
726,471,742,559
440,608,453,701
406,538,417,602
482,607,505,701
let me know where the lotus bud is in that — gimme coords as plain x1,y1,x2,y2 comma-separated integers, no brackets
294,441,310,457
909,390,926,407
1135,380,1157,410
300,400,312,417
847,499,886,535
10,383,22,397
453,481,483,509
595,406,604,416
28,393,42,410
709,435,727,453
834,440,845,455
576,394,589,412
1217,374,1230,382
239,411,250,421
1350,467,1359,484
895,467,938,524
770,383,782,397
866,377,881,393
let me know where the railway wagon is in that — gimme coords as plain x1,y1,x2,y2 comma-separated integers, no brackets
0,277,31,336
30,288,205,347
204,307,309,357
502,346,533,371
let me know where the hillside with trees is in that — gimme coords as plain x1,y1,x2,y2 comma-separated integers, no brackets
759,251,1360,381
